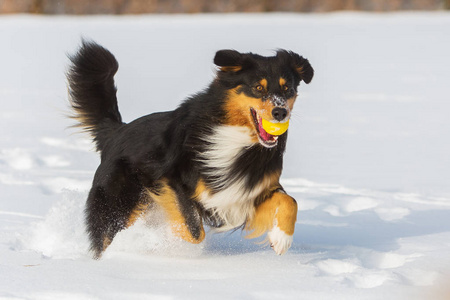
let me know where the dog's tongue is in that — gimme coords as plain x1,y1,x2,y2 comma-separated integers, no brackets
258,118,275,141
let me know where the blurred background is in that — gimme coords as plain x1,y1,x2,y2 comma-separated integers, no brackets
0,0,449,14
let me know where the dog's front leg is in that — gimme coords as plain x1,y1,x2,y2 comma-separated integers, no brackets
148,180,205,244
246,189,298,255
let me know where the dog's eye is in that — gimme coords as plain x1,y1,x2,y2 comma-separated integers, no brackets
283,85,289,91
255,85,264,91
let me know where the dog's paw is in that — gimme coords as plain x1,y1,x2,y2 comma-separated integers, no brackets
268,226,293,255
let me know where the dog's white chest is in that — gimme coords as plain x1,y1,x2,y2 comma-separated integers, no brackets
198,177,269,231
198,125,270,230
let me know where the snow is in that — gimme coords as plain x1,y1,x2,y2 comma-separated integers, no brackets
1,12,450,299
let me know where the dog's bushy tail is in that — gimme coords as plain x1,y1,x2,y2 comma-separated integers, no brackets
67,40,123,152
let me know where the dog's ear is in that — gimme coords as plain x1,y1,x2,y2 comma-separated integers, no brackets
214,50,244,73
278,50,314,84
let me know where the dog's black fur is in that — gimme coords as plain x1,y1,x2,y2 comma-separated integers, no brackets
67,40,313,258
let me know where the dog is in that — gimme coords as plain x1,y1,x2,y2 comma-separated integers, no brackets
67,40,313,259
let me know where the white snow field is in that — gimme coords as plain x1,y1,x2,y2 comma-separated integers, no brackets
1,12,450,300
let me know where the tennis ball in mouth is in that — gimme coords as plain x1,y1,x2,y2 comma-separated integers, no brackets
261,119,289,136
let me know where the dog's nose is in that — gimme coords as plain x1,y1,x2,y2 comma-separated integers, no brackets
272,107,288,121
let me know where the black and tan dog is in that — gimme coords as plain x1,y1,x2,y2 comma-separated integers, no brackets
67,40,313,258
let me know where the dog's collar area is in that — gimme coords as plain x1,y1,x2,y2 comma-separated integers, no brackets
250,108,278,148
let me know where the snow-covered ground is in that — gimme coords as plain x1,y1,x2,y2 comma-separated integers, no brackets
1,13,450,299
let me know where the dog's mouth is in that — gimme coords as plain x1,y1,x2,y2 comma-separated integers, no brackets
250,108,279,148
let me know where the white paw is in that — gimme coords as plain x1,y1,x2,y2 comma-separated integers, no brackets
268,226,293,255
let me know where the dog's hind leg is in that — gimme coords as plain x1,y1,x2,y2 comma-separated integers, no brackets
146,179,205,244
85,160,145,259
85,186,118,258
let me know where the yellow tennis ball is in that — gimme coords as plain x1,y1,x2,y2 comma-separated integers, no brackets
261,119,289,136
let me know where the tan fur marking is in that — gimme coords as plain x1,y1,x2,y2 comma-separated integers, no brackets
279,77,286,87
275,194,298,235
244,171,281,238
286,96,296,111
126,202,150,228
193,179,209,201
259,78,268,89
220,66,242,72
224,87,277,137
147,180,205,244
246,189,297,239
102,236,112,253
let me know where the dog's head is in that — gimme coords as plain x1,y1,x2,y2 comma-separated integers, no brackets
214,49,313,148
